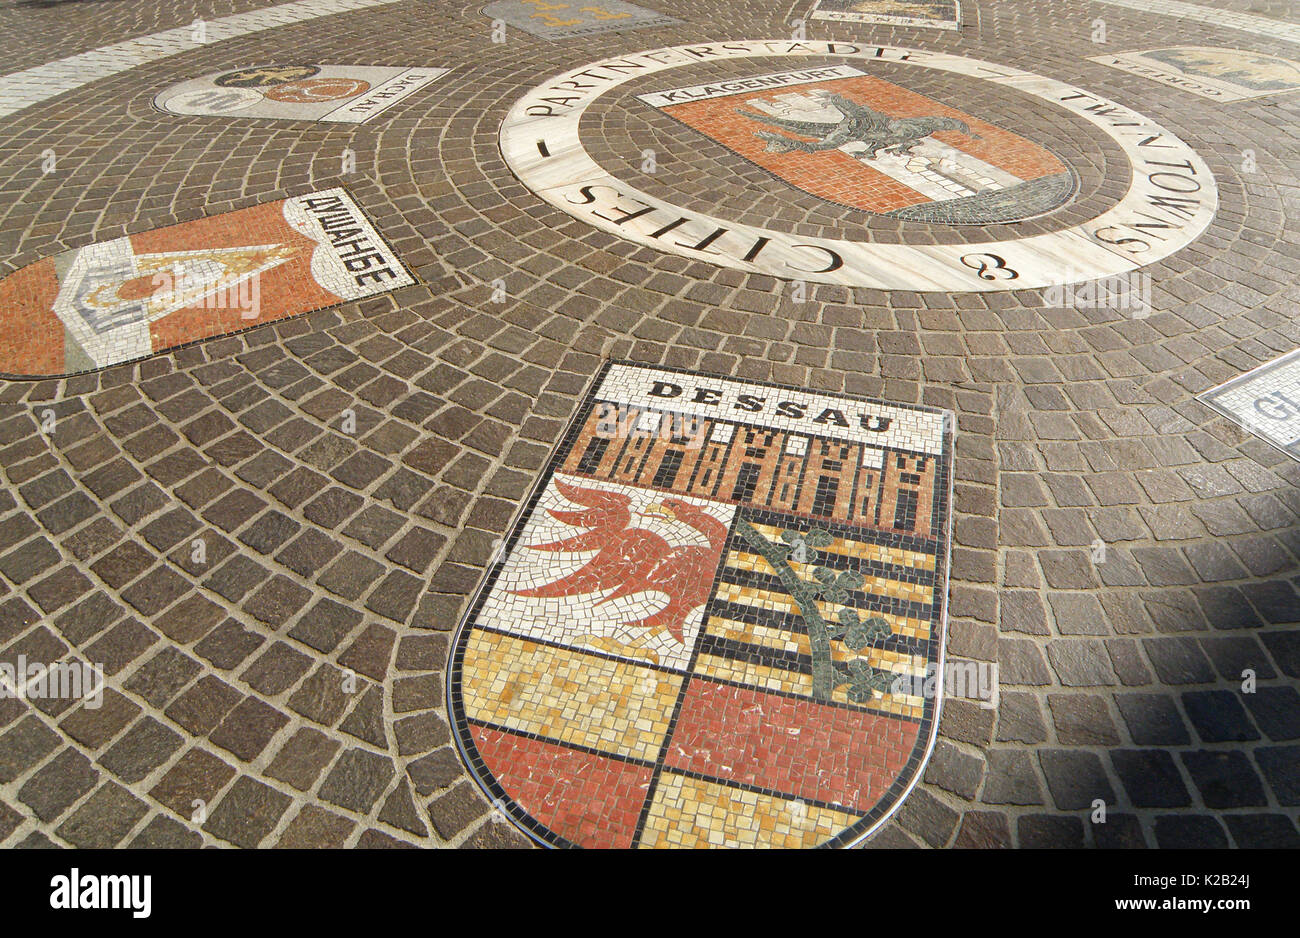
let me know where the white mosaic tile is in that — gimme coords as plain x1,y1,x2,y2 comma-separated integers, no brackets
1199,349,1300,461
478,474,737,672
600,364,947,455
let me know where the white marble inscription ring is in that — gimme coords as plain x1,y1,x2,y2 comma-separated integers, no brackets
500,41,1218,293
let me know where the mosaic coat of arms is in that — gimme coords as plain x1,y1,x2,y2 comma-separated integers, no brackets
0,188,412,377
482,0,680,39
449,364,954,847
155,64,447,123
1091,46,1300,101
640,65,1074,224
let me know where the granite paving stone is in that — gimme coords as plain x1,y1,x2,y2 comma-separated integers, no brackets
1039,751,1116,812
0,0,1295,849
1092,814,1148,850
1153,815,1230,849
1180,751,1269,808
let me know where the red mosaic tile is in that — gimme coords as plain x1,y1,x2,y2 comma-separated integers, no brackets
472,724,653,848
663,678,919,813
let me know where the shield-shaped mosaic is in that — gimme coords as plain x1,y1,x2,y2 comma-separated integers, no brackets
449,363,954,848
1090,46,1300,101
639,65,1075,224
482,0,680,40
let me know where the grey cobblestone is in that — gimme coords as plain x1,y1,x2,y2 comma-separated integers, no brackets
0,0,1294,850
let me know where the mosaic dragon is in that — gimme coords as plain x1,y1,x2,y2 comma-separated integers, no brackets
737,92,977,158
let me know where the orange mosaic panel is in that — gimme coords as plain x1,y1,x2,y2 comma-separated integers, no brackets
0,187,412,378
472,726,653,849
660,74,1068,215
663,679,920,813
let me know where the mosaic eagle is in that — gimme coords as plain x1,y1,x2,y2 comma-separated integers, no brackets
737,92,976,159
513,479,729,644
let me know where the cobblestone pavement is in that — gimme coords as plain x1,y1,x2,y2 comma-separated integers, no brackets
0,0,1297,848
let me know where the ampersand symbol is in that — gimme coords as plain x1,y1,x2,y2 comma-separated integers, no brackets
960,253,1019,281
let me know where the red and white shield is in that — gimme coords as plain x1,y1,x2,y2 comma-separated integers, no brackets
642,68,1074,224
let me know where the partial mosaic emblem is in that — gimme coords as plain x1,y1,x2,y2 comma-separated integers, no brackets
503,41,1217,291
1199,349,1300,462
809,0,961,30
0,188,413,377
1090,47,1300,101
156,64,448,122
640,65,1073,224
483,0,680,40
449,363,954,848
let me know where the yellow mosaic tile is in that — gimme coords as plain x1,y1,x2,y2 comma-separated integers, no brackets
639,773,861,848
747,521,936,571
694,652,814,697
462,629,682,761
705,609,929,656
693,648,924,717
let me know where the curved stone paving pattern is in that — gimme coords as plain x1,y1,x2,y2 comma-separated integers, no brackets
0,0,1295,848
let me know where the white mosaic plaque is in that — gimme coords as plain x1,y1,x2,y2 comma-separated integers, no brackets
1199,349,1300,461
156,65,448,123
809,0,961,31
1090,47,1300,101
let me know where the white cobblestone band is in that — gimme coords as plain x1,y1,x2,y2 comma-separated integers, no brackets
0,0,404,120
1091,0,1300,47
